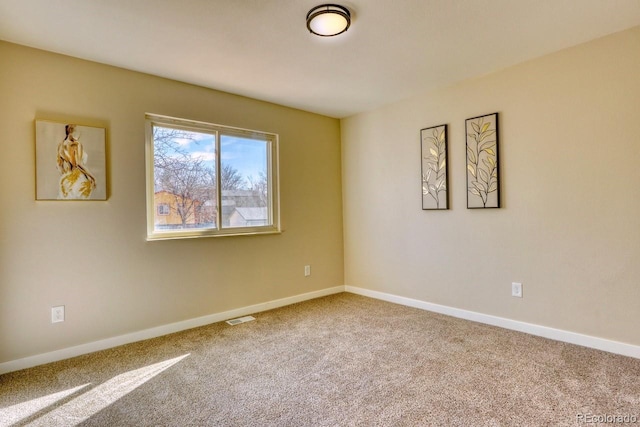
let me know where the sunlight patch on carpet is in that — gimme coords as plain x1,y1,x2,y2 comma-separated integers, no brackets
2,354,189,427
0,383,91,427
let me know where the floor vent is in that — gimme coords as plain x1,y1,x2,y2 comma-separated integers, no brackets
225,316,256,326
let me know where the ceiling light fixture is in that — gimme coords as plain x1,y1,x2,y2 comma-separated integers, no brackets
306,4,351,37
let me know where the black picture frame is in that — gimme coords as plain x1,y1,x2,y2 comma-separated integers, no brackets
465,113,500,209
420,124,448,210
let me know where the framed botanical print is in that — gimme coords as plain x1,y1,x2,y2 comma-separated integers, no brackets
466,113,499,208
421,124,448,210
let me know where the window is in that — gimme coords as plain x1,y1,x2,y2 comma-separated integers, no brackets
145,113,280,240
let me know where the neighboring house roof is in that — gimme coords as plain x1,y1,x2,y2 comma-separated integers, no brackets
233,207,267,221
155,190,201,203
155,190,186,198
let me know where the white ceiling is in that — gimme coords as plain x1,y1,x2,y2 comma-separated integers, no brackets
1,0,640,118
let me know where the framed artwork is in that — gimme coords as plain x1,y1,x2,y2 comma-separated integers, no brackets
466,113,499,208
35,120,107,200
421,124,448,210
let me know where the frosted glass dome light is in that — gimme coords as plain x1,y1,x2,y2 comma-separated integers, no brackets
306,4,351,37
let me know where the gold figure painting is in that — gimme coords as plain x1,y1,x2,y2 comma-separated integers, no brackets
36,120,107,200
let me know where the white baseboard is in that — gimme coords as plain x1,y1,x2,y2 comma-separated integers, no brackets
4,285,637,375
0,286,345,375
345,286,640,359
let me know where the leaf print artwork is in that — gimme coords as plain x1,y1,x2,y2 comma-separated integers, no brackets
466,113,499,208
421,124,448,210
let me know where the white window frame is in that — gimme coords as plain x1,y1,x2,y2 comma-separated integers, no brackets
145,113,280,240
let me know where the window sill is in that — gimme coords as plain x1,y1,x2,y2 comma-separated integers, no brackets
146,226,282,241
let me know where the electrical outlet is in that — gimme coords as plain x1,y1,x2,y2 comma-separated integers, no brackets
304,265,311,277
511,282,523,298
51,305,65,323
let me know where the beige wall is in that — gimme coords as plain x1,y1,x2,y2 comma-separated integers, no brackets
2,26,639,366
0,42,344,363
342,27,640,346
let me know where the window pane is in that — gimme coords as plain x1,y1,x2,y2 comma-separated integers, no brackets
152,126,217,232
220,135,269,228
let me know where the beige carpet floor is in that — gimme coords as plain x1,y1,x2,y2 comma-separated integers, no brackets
1,293,639,426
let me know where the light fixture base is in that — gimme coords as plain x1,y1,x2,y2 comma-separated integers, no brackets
306,4,351,37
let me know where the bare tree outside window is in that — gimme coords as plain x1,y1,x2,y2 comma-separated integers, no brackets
247,171,268,207
220,164,245,191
